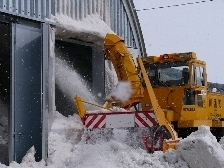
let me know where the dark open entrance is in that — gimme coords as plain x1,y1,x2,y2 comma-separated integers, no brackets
0,22,10,165
55,40,92,116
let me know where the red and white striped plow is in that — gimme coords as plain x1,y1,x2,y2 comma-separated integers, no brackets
83,111,158,129
84,114,106,129
135,112,158,127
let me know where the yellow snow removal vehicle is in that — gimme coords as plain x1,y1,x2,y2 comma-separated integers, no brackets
74,33,224,152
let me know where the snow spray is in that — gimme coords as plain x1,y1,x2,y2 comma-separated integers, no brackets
55,55,98,110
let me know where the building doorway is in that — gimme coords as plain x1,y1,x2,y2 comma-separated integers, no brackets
0,22,10,165
55,40,93,116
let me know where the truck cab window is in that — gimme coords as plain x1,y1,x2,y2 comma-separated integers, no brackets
183,89,195,105
147,69,158,86
182,67,189,84
196,66,205,86
147,61,189,87
191,65,195,85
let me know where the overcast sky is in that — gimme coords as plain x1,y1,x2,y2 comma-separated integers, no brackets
133,0,224,84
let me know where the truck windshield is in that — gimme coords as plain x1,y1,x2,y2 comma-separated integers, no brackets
146,61,189,87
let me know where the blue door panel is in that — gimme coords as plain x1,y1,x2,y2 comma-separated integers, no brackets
13,23,42,163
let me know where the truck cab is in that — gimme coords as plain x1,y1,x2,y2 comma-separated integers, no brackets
145,52,206,88
141,52,224,137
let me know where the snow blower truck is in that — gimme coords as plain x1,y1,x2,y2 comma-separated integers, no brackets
74,33,224,152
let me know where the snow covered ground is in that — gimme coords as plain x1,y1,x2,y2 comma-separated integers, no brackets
1,111,224,168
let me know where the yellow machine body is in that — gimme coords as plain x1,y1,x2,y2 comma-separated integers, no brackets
74,33,224,152
141,53,224,129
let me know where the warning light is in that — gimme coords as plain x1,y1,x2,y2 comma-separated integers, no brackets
163,54,169,59
179,52,192,58
146,52,197,63
159,54,173,60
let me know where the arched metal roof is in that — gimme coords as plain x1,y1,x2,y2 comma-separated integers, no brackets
123,0,146,56
0,0,146,56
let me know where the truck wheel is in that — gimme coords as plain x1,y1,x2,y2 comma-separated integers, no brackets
142,126,171,153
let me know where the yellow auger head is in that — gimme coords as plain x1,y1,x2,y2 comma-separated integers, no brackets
74,95,86,122
163,139,180,152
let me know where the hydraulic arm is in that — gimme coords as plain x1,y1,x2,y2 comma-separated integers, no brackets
104,34,143,109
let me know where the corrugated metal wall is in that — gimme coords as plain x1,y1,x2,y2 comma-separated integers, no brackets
109,0,136,48
0,0,54,19
0,0,143,52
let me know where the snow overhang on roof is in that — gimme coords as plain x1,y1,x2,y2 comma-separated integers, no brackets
51,13,114,46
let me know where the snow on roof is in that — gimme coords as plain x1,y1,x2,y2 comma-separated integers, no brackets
51,14,114,45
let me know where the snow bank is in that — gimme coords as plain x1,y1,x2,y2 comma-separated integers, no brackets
219,136,224,150
8,147,46,168
177,126,224,168
64,129,188,168
2,112,224,168
0,116,8,145
51,14,114,45
0,111,188,168
47,111,83,168
0,99,8,145
86,106,130,114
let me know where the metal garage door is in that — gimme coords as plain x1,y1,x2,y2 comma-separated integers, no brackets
10,20,49,163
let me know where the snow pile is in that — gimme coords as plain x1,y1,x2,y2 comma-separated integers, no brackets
0,99,9,165
65,140,186,168
63,125,224,168
87,107,130,114
0,115,7,145
177,126,224,168
8,147,46,168
109,106,131,112
0,111,84,168
219,137,224,150
0,99,8,145
86,109,111,114
51,14,114,45
162,150,189,168
47,111,83,168
3,112,224,167
107,81,132,102
59,128,188,168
